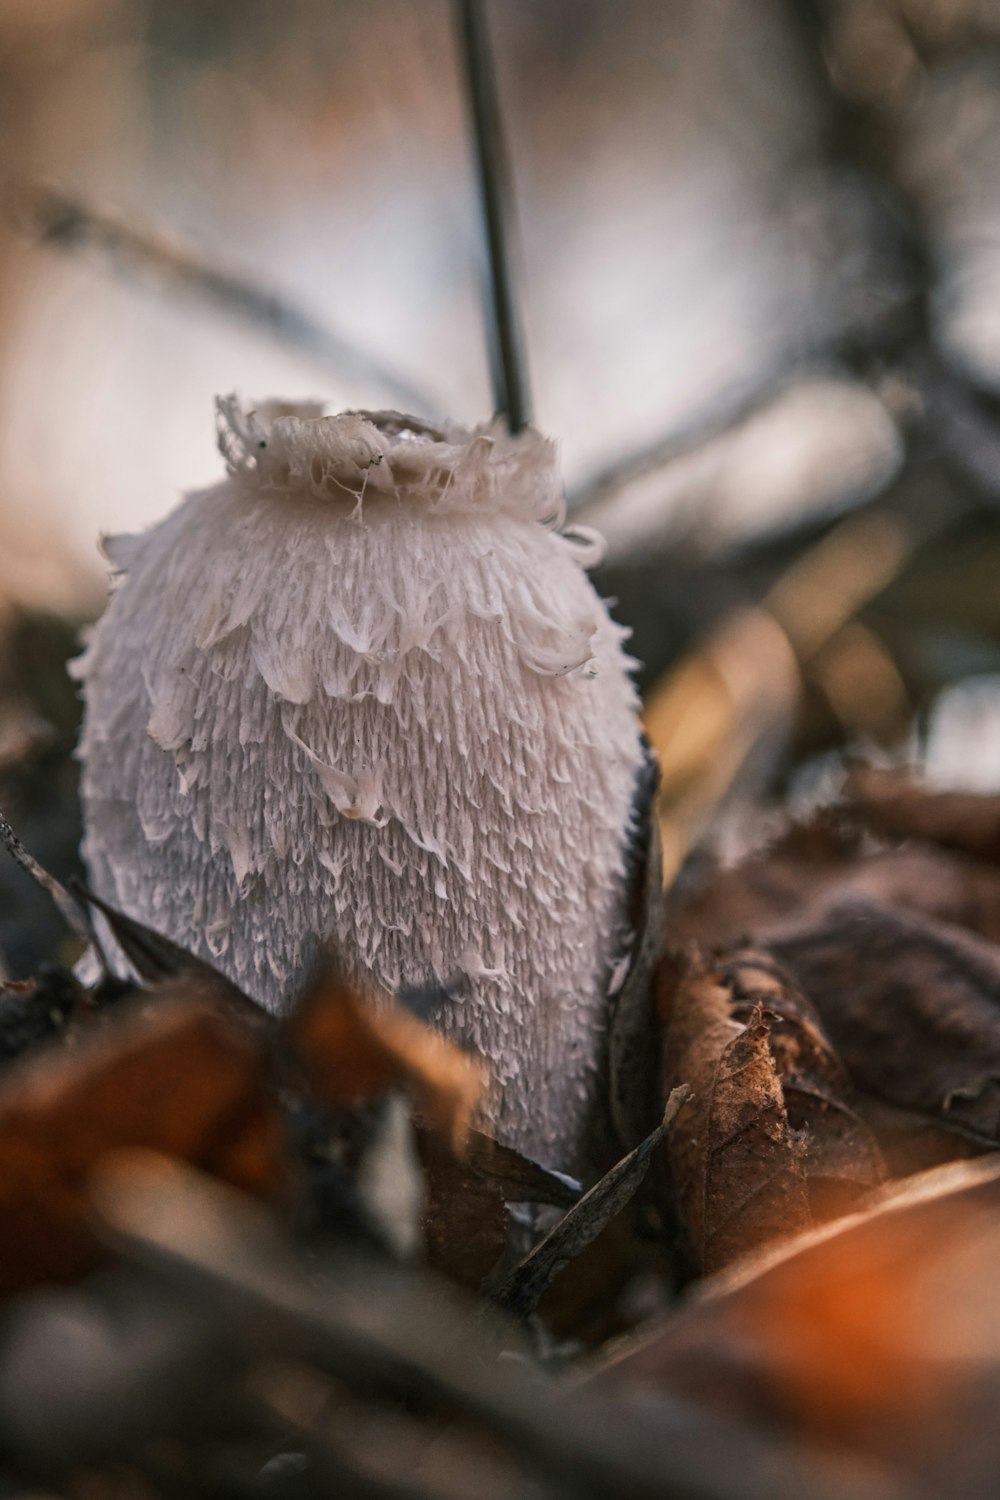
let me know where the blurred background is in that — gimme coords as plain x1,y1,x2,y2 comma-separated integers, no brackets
4,0,1000,969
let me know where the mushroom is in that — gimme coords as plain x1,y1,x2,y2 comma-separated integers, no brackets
74,398,646,1173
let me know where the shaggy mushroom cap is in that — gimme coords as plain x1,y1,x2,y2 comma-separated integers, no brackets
75,399,646,1173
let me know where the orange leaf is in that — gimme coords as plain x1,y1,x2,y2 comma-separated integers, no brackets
0,991,286,1296
288,972,485,1150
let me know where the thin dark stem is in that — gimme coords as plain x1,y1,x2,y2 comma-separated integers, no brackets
454,0,532,433
0,807,89,943
17,183,436,417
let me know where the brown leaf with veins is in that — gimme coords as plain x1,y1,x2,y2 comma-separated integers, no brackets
661,954,812,1274
712,952,884,1221
771,898,1000,1157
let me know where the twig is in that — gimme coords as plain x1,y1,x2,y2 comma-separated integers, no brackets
0,807,89,944
16,183,436,417
454,0,532,433
493,1109,673,1320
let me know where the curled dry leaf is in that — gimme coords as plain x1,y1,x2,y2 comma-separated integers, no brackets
661,954,811,1275
494,1109,672,1320
287,969,485,1151
661,950,883,1274
771,898,1000,1153
589,1158,1000,1474
0,992,286,1296
714,952,884,1221
668,804,1000,1177
416,1120,584,1292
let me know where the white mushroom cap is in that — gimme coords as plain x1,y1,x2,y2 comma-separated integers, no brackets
74,399,645,1173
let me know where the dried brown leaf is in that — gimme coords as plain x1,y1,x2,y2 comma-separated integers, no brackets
416,1128,508,1289
671,813,1000,950
771,898,1000,1150
0,992,286,1295
590,1158,1000,1469
289,970,502,1279
415,1132,581,1292
76,885,267,1006
288,970,485,1150
852,1095,985,1178
661,954,812,1274
713,952,884,1220
463,1129,580,1208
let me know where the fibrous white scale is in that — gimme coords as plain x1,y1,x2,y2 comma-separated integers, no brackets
74,399,646,1173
